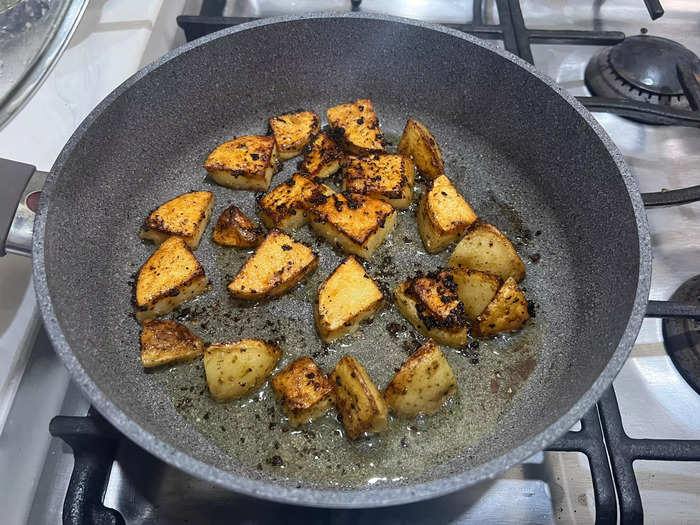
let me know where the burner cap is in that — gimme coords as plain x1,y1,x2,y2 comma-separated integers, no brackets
663,275,700,395
585,35,700,123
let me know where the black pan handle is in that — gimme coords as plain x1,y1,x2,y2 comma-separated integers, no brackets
50,412,125,525
0,158,46,257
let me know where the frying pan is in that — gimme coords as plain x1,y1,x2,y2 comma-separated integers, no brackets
3,12,696,508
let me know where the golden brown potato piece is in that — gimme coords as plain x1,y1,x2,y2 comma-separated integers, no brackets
140,191,214,250
204,136,280,191
326,99,385,156
271,357,334,426
342,154,415,209
472,277,530,337
384,339,457,417
393,268,502,340
393,276,468,348
140,320,204,368
448,221,526,282
268,111,321,160
315,257,384,342
330,355,388,439
258,173,334,232
212,204,263,247
397,119,444,180
204,339,282,402
449,268,502,321
299,132,342,178
417,175,477,253
227,229,317,300
409,274,465,326
309,193,397,260
133,237,208,323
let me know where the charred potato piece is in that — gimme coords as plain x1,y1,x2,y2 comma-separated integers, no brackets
299,132,342,178
315,256,384,342
271,357,334,426
140,191,214,250
212,204,263,247
384,339,457,417
342,154,415,209
140,320,204,368
409,274,465,326
228,229,317,300
204,136,280,191
417,175,477,253
449,267,502,321
268,111,321,160
473,277,530,337
258,173,334,232
397,119,444,180
393,275,468,348
448,221,526,282
310,193,397,260
326,99,385,156
330,355,388,439
204,339,282,402
133,237,208,323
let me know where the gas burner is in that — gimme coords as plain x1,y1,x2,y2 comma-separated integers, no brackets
585,35,700,124
663,275,700,394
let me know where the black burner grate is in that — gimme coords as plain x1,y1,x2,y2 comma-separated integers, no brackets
49,385,700,525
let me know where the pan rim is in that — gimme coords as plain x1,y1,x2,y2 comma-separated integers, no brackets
33,11,652,508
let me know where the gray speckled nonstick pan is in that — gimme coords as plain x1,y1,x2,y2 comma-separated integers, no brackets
30,13,650,507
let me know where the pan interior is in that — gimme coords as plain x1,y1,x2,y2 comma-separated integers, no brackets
42,17,640,494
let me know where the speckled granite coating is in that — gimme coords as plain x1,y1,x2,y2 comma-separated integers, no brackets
32,13,650,508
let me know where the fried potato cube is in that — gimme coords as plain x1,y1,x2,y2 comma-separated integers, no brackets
330,355,388,439
409,274,465,325
448,221,526,282
417,175,477,253
204,339,282,402
393,274,468,348
140,191,214,250
212,204,263,247
271,357,334,426
310,193,397,260
227,229,317,300
133,237,208,323
268,111,320,160
258,173,334,232
315,257,384,343
140,320,204,368
204,136,280,191
397,119,444,180
472,277,529,337
342,154,415,209
326,99,385,156
299,132,342,178
449,268,502,321
384,339,457,417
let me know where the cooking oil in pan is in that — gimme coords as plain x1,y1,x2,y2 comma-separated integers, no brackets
148,133,545,489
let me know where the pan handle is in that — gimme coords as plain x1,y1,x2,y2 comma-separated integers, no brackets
0,158,47,257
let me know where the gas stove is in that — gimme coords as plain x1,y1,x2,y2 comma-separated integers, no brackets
1,1,699,524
